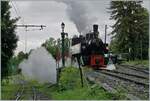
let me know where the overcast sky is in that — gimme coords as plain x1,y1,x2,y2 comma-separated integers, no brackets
10,0,150,54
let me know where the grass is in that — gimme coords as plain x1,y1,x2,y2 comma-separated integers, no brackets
124,60,149,67
1,84,21,100
1,74,31,100
1,75,21,100
51,86,113,100
1,75,43,100
1,66,127,100
39,83,114,100
38,66,116,100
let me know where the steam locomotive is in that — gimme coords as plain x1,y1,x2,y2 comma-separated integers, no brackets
71,24,111,69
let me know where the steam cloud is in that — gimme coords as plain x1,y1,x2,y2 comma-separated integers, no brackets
18,1,99,83
19,47,57,83
56,0,98,34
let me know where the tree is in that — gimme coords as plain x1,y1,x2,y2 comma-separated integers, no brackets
1,1,19,79
17,51,28,61
136,8,149,59
109,1,149,60
7,51,28,75
42,37,71,60
42,37,58,59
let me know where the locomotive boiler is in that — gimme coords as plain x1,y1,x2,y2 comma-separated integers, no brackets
71,24,109,69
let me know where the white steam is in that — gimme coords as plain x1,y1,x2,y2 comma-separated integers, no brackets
56,0,98,34
19,47,57,83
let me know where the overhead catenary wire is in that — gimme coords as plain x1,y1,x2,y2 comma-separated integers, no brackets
10,0,47,53
10,0,27,52
10,0,46,31
10,0,20,19
13,0,25,25
10,0,26,30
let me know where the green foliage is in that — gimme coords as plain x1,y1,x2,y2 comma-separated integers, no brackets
1,75,22,100
109,1,149,60
59,67,81,90
42,37,60,59
1,1,19,79
52,85,113,100
17,51,28,61
124,60,149,67
7,51,28,75
38,67,114,100
42,37,70,60
109,39,120,53
1,84,20,100
1,75,41,100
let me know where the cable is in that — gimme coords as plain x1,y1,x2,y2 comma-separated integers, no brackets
10,1,46,32
26,28,43,31
10,0,20,19
10,0,26,28
13,0,25,25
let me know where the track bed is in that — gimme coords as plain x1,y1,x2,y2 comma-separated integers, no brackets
85,64,149,100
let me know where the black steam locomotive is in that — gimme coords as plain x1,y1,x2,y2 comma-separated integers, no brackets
71,24,110,69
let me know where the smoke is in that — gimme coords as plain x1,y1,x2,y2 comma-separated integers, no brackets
19,47,57,83
56,0,98,34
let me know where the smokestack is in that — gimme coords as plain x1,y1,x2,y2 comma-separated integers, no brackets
93,24,98,33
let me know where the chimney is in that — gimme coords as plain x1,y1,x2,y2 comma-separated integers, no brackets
93,24,98,33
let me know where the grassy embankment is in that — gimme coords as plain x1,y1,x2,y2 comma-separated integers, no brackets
37,66,125,100
1,75,43,100
1,66,126,100
1,75,22,99
124,60,149,67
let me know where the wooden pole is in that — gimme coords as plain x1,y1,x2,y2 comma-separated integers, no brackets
140,35,143,60
104,25,107,45
77,55,84,87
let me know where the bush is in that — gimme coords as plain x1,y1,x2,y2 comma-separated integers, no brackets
59,66,81,91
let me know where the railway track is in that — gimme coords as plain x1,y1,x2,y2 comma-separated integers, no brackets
32,86,37,100
15,80,50,100
86,72,147,100
31,86,50,100
85,64,149,99
119,64,149,74
15,85,49,100
96,64,149,86
115,64,149,80
15,85,24,100
103,69,148,79
96,70,149,86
